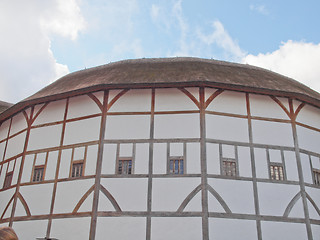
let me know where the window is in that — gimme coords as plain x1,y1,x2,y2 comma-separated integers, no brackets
169,158,184,174
222,159,237,176
3,171,13,189
71,161,84,178
32,166,44,182
118,158,132,175
270,164,284,181
313,169,320,185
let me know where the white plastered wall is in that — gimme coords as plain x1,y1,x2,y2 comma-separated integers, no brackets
18,183,53,216
209,218,258,240
67,95,101,119
13,220,48,240
208,178,255,214
261,221,307,240
154,114,200,139
5,132,26,159
151,217,202,240
258,182,303,217
32,100,66,125
28,124,62,151
51,217,91,240
152,178,201,211
206,90,247,115
252,120,293,147
64,117,101,145
206,115,249,142
96,217,146,240
54,179,94,214
105,115,150,139
249,94,289,120
155,88,199,111
100,178,148,211
108,89,151,112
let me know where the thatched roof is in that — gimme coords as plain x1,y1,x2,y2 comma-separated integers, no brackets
1,57,320,122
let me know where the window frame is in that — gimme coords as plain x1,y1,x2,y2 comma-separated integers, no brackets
167,156,185,175
32,165,45,182
3,171,13,189
312,169,320,186
117,157,133,175
70,160,84,178
269,162,285,181
221,158,237,177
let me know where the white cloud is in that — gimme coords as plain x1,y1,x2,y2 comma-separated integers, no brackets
197,20,246,61
243,40,320,92
150,4,160,22
249,4,269,15
0,0,86,103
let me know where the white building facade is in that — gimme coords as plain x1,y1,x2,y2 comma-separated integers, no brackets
0,58,319,239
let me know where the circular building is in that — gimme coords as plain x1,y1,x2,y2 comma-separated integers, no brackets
0,58,319,240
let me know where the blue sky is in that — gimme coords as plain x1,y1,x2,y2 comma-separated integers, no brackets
0,0,320,103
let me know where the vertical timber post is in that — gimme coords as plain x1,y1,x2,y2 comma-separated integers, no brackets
199,87,209,240
89,91,109,240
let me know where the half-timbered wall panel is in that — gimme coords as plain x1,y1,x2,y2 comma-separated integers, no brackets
252,120,294,147
108,89,151,112
0,119,10,141
45,151,58,180
153,143,167,174
155,88,199,111
11,158,20,186
154,114,200,139
105,115,150,140
13,220,48,240
53,179,94,214
208,179,255,214
100,178,148,211
284,151,299,181
300,153,313,184
0,141,6,162
33,100,66,125
206,143,220,175
305,187,320,220
206,115,249,142
96,217,146,240
249,94,290,119
5,132,26,159
258,182,301,216
135,143,149,174
238,146,252,177
151,217,202,240
296,104,320,129
20,154,34,183
186,142,201,174
64,117,101,145
0,188,15,216
101,144,117,174
0,162,7,187
28,124,62,151
261,221,308,240
207,91,247,115
19,183,53,215
297,126,320,154
58,149,72,179
209,218,258,240
254,148,269,179
9,113,27,136
67,95,101,119
51,217,91,240
152,178,201,211
85,145,98,176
